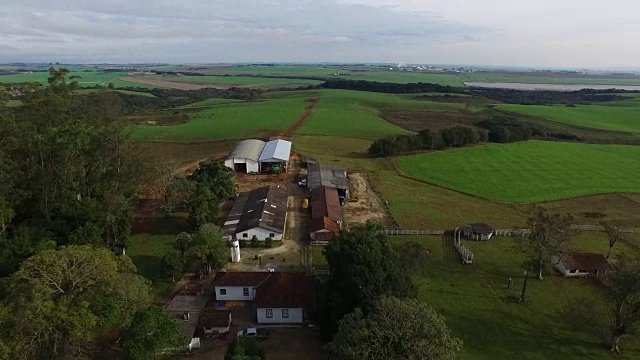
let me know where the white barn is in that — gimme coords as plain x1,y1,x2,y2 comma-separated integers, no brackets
258,139,292,174
552,253,612,278
224,139,265,174
223,185,288,241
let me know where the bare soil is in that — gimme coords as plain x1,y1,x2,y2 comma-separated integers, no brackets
343,172,391,226
381,108,488,132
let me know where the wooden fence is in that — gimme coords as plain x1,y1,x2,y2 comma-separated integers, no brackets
382,229,445,236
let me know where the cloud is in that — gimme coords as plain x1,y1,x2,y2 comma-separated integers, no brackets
0,0,485,63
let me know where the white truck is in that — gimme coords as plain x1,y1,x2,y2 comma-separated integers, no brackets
236,327,269,340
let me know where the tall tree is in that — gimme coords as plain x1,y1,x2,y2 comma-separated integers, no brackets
174,232,193,261
602,258,640,353
524,208,572,280
601,222,628,259
160,252,183,282
2,245,152,359
121,306,184,360
320,222,416,340
325,297,462,360
189,224,229,274
186,161,235,229
224,337,265,360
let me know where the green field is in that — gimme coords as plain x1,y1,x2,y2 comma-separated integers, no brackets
501,103,640,132
147,75,322,87
0,70,158,89
127,234,176,297
396,141,640,203
461,72,640,86
295,89,463,138
388,234,640,360
132,96,309,141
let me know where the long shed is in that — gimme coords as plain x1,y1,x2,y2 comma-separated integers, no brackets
224,139,266,173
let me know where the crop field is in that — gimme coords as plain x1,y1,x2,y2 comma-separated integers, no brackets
461,72,640,86
294,89,464,138
396,141,640,203
0,70,158,89
501,103,640,132
145,75,322,87
132,97,309,141
387,234,640,360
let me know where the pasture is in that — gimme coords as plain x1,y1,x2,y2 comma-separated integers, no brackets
388,234,640,360
132,96,310,141
461,72,640,86
395,141,640,203
144,75,322,87
127,234,176,297
0,70,158,89
501,103,640,133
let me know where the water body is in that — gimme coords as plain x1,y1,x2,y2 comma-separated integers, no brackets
464,82,640,92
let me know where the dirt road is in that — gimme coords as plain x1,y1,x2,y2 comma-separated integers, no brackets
343,172,389,225
275,97,320,138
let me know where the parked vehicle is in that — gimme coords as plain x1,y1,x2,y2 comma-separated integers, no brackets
237,327,269,339
298,178,307,187
302,198,309,209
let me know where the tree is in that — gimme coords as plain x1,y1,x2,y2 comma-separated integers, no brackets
2,245,152,359
325,297,462,360
121,306,184,360
161,252,184,282
189,224,229,274
264,236,273,248
524,208,573,280
602,258,640,353
601,222,628,259
224,336,265,360
174,232,193,261
319,222,416,340
250,235,260,248
187,161,235,228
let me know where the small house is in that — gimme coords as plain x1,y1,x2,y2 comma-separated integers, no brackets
213,271,273,302
197,309,232,336
552,253,612,278
463,223,494,241
222,185,288,241
254,273,315,324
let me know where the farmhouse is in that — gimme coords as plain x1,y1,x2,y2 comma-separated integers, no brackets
166,285,208,351
307,162,349,203
258,139,292,174
552,253,612,278
222,185,288,241
224,139,265,173
463,223,494,241
224,139,292,174
197,309,232,336
214,271,273,302
254,272,315,324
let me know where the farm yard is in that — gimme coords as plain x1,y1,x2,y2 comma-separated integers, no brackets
395,141,640,203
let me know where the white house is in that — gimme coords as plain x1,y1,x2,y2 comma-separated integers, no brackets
463,223,494,241
552,253,612,278
254,273,315,324
223,185,288,241
214,272,273,302
197,310,232,336
224,139,266,174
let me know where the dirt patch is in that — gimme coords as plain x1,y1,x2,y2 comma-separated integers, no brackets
343,172,390,226
275,97,320,138
125,112,190,126
382,109,488,132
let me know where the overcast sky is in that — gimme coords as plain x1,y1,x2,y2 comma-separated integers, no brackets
1,0,639,68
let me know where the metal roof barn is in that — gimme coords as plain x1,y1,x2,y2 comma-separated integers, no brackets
307,163,349,190
259,139,292,163
227,139,266,162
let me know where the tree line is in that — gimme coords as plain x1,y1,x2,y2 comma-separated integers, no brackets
368,126,488,157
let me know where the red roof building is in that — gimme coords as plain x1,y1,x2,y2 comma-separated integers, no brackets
309,216,340,244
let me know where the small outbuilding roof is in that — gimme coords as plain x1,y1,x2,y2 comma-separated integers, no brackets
307,163,349,190
558,253,612,272
227,139,266,162
310,186,343,221
197,309,232,329
259,139,292,163
223,185,288,237
254,273,315,311
214,272,273,287
469,223,493,235
309,216,340,235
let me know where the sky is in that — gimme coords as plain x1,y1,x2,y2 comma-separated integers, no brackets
1,0,639,68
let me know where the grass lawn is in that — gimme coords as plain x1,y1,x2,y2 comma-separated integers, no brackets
388,234,640,360
127,234,176,297
396,141,640,203
501,103,640,132
295,89,462,138
132,96,311,141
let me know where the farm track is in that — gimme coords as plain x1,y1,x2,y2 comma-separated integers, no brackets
275,97,320,138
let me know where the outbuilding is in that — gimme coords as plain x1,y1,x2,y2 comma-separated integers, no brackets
258,139,292,174
552,253,612,278
309,216,341,245
197,309,232,336
224,139,266,174
307,162,349,202
222,185,288,241
463,223,494,241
